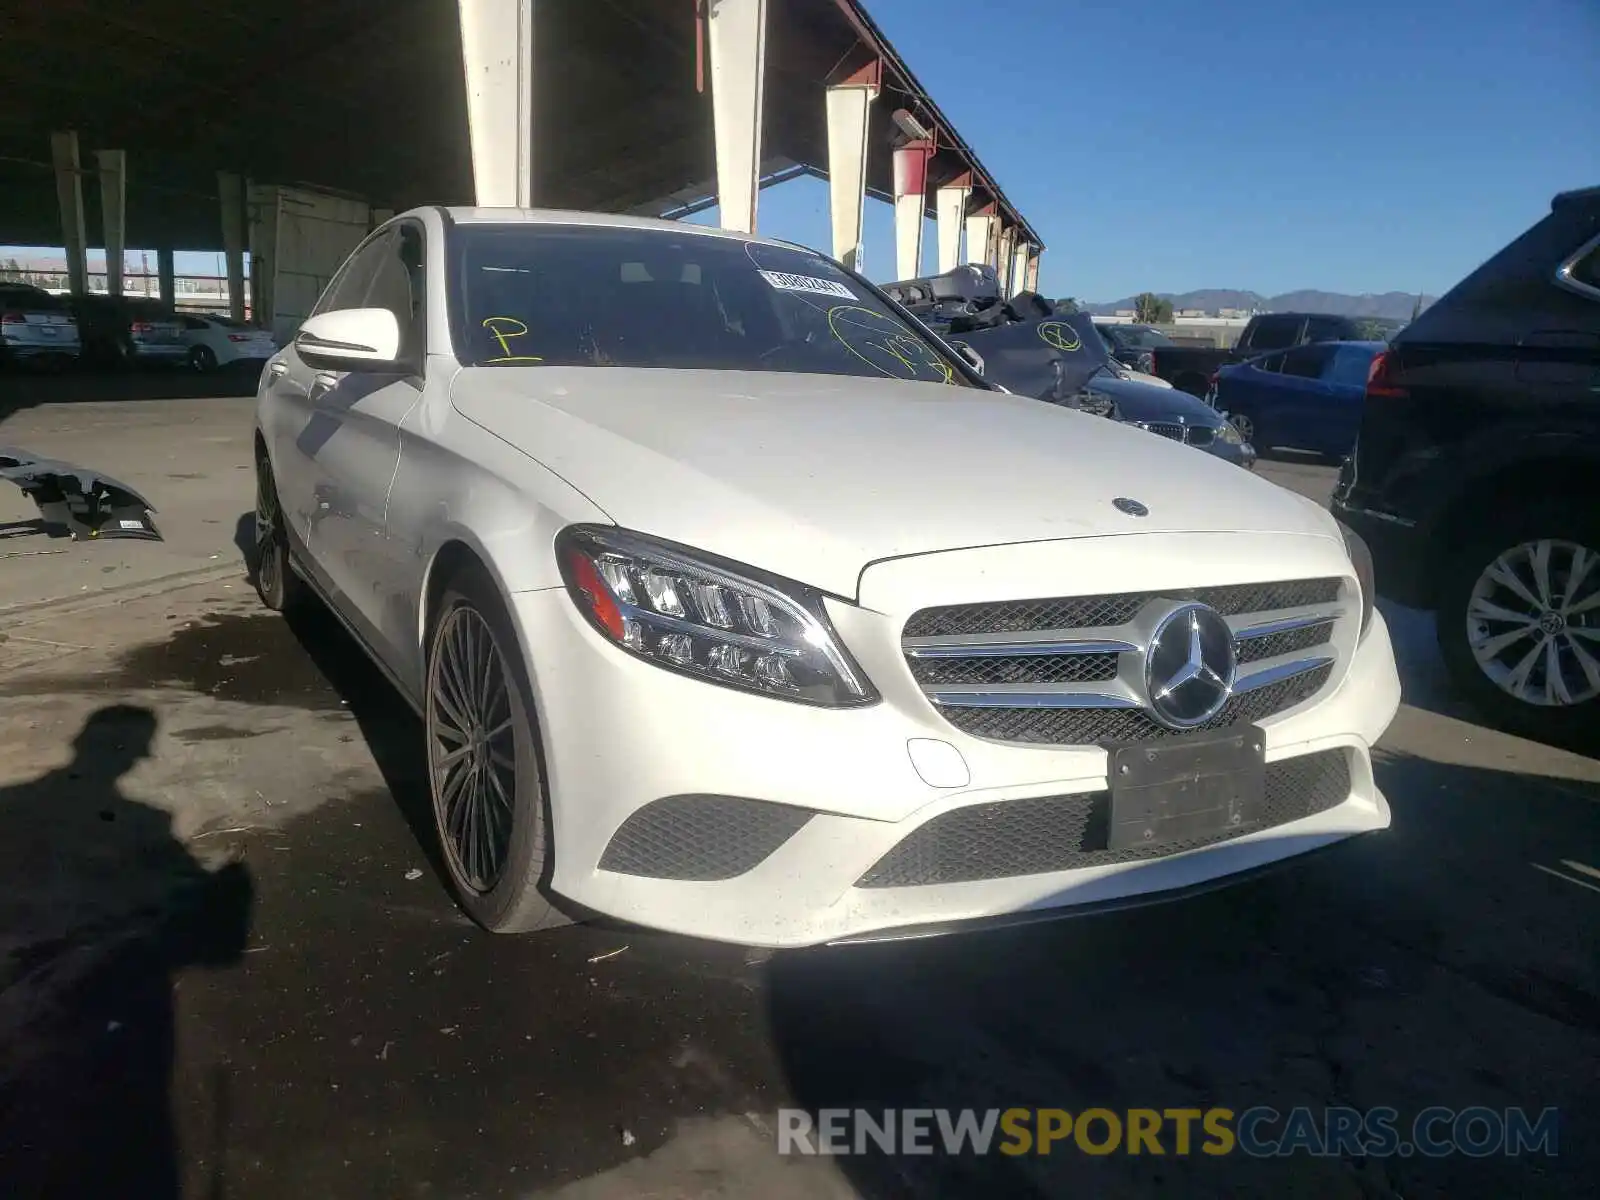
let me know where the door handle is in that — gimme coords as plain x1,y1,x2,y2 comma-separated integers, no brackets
309,372,339,403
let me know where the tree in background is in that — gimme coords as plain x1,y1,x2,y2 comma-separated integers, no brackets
1134,292,1173,323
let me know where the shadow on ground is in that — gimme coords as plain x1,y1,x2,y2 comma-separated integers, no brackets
764,750,1600,1198
0,364,260,426
0,705,254,1200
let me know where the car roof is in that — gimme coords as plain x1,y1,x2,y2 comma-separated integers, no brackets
433,206,811,253
1552,185,1600,210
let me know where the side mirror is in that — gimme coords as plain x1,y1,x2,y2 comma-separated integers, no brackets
294,308,402,372
955,343,985,375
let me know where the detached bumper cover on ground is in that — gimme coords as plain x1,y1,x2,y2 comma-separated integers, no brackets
0,447,162,542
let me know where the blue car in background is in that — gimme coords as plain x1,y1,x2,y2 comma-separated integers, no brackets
1209,340,1385,461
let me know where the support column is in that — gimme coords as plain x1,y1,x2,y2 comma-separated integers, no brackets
96,149,126,298
964,203,996,273
248,182,278,329
157,248,176,309
935,172,971,274
51,131,88,298
706,0,769,233
1010,241,1032,297
996,226,1017,298
218,171,247,324
1024,248,1041,296
892,140,934,281
457,0,535,207
824,66,878,273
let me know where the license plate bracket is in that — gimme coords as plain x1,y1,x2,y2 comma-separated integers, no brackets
1106,723,1266,851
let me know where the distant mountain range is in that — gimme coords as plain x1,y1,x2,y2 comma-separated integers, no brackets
1081,290,1436,321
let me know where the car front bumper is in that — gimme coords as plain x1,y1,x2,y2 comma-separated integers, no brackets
508,552,1400,949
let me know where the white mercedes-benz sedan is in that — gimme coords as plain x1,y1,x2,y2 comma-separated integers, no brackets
252,207,1401,948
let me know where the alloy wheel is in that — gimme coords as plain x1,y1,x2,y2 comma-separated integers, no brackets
255,458,281,599
1466,538,1600,707
1228,411,1255,443
428,606,517,892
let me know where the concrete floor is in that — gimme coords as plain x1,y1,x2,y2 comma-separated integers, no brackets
0,391,1596,1199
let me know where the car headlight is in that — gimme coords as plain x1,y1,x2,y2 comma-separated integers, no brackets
1215,422,1245,446
1336,520,1376,636
556,525,878,708
1076,390,1119,419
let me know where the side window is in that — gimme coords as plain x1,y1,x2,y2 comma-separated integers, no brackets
310,231,392,317
1563,239,1600,297
1281,346,1328,378
1324,345,1378,387
181,315,208,331
1245,315,1303,353
364,223,426,360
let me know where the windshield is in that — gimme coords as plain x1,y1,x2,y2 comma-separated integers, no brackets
1104,324,1174,349
449,224,978,387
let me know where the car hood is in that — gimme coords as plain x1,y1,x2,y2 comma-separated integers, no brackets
1084,374,1226,425
451,367,1338,598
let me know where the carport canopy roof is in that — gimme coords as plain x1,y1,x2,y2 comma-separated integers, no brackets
0,0,1042,254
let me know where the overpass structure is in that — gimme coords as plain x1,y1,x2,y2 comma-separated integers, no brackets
2,0,1045,337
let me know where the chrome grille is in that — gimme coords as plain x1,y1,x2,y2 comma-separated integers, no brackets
908,652,1120,687
856,749,1352,887
1142,421,1186,442
902,578,1345,746
1132,421,1218,448
938,664,1333,745
904,578,1340,638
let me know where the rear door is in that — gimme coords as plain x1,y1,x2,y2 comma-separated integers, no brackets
1270,344,1338,451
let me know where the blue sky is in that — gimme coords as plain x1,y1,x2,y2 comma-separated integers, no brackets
7,0,1596,303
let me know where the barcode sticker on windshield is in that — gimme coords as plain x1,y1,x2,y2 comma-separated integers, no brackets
757,270,856,299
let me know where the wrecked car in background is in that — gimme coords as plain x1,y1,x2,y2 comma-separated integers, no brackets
0,447,162,541
884,266,1256,469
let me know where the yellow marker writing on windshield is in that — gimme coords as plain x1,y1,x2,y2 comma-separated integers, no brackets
482,316,544,363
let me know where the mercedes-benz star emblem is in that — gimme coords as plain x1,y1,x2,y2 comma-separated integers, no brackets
1113,497,1149,517
1144,602,1237,729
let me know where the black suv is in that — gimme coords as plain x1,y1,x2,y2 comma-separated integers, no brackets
1333,186,1600,741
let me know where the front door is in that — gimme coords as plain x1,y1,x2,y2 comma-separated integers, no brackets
269,224,429,667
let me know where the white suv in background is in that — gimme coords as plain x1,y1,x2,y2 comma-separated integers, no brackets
252,207,1401,948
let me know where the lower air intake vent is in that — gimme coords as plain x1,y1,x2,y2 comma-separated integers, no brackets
599,795,812,881
856,748,1351,888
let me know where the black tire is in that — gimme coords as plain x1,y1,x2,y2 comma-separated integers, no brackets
425,564,569,934
251,449,307,613
191,344,218,372
1436,504,1600,745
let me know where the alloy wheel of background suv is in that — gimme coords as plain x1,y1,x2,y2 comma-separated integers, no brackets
1437,506,1600,744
